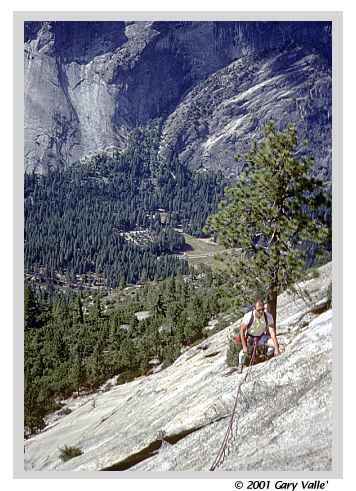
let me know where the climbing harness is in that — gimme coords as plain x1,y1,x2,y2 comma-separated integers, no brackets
233,310,269,343
209,335,260,471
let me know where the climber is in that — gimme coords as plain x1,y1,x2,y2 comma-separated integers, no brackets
236,298,280,373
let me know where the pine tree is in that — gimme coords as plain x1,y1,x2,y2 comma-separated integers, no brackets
77,295,84,324
24,379,47,435
152,293,166,318
24,283,40,330
206,122,331,326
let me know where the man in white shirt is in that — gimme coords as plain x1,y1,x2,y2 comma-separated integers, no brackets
237,299,280,373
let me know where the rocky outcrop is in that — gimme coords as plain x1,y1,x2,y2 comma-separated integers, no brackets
24,263,332,471
24,21,331,175
158,49,331,179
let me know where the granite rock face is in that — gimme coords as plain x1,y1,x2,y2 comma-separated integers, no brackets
24,21,331,176
24,263,332,472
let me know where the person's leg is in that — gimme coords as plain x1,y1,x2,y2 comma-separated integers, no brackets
266,337,275,358
257,334,268,347
256,335,275,358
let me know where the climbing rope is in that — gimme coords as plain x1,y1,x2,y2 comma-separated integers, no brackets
209,337,260,471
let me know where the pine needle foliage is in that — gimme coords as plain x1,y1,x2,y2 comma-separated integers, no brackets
59,445,83,462
206,122,331,324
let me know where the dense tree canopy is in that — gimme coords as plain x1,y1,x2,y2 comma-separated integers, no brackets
25,121,226,287
24,270,235,436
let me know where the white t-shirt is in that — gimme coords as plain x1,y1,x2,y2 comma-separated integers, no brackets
242,310,274,336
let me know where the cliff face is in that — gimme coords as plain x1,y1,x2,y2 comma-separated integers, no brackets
24,263,332,472
24,21,331,175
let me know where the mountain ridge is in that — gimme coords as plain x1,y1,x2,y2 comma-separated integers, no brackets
24,21,331,177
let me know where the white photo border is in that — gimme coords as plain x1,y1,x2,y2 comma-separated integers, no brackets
14,11,342,479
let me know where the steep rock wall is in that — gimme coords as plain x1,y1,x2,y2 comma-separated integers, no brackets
24,21,331,175
24,263,332,472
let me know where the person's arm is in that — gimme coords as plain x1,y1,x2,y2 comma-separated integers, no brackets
240,323,248,353
268,322,280,356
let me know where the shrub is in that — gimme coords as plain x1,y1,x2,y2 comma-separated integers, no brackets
116,369,142,385
52,401,65,412
226,338,242,367
24,413,46,437
59,445,83,462
307,268,321,280
162,341,181,368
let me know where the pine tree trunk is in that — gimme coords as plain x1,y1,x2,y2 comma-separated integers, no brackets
268,288,278,332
